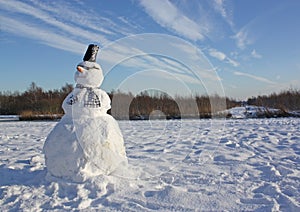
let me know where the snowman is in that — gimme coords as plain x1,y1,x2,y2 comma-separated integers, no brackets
43,44,127,182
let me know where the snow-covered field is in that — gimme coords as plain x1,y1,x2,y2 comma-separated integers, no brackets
0,118,299,211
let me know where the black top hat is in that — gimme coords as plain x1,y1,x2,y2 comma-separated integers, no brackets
83,44,99,62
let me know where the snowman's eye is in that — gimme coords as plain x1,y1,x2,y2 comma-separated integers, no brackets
88,65,100,70
77,65,100,70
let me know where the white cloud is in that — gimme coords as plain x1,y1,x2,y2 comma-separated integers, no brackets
139,0,207,41
0,0,140,54
226,58,239,67
209,48,226,61
0,0,109,44
99,34,224,92
29,0,138,37
208,48,239,67
233,28,253,49
234,71,275,84
0,16,85,54
251,49,262,59
212,0,233,27
213,0,227,18
101,45,198,84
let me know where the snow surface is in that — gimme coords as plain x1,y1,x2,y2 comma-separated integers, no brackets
43,114,127,182
1,118,300,211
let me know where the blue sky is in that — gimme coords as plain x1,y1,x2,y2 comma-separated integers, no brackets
1,0,299,99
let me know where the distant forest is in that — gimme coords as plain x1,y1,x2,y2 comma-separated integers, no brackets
0,82,299,120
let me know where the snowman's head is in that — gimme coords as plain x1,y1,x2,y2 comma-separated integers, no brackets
74,61,104,87
74,44,104,87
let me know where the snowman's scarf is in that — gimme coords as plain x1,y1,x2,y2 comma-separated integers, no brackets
72,84,101,108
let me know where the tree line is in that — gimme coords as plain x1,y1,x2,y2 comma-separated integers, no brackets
0,82,73,117
247,89,300,111
109,91,238,119
0,82,299,120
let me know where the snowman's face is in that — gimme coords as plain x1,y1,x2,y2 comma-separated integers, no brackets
74,61,104,87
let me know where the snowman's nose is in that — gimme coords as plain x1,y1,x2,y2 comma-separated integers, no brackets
77,66,84,73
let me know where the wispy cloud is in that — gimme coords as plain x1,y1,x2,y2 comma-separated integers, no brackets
99,33,223,93
208,48,226,61
29,0,117,35
251,49,262,59
0,0,109,44
139,0,208,41
0,0,139,53
212,0,234,27
233,28,252,49
30,0,139,37
208,48,239,67
226,57,239,67
101,45,201,85
0,16,85,54
234,71,275,84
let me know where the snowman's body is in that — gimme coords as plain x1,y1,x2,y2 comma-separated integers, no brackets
43,60,127,182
